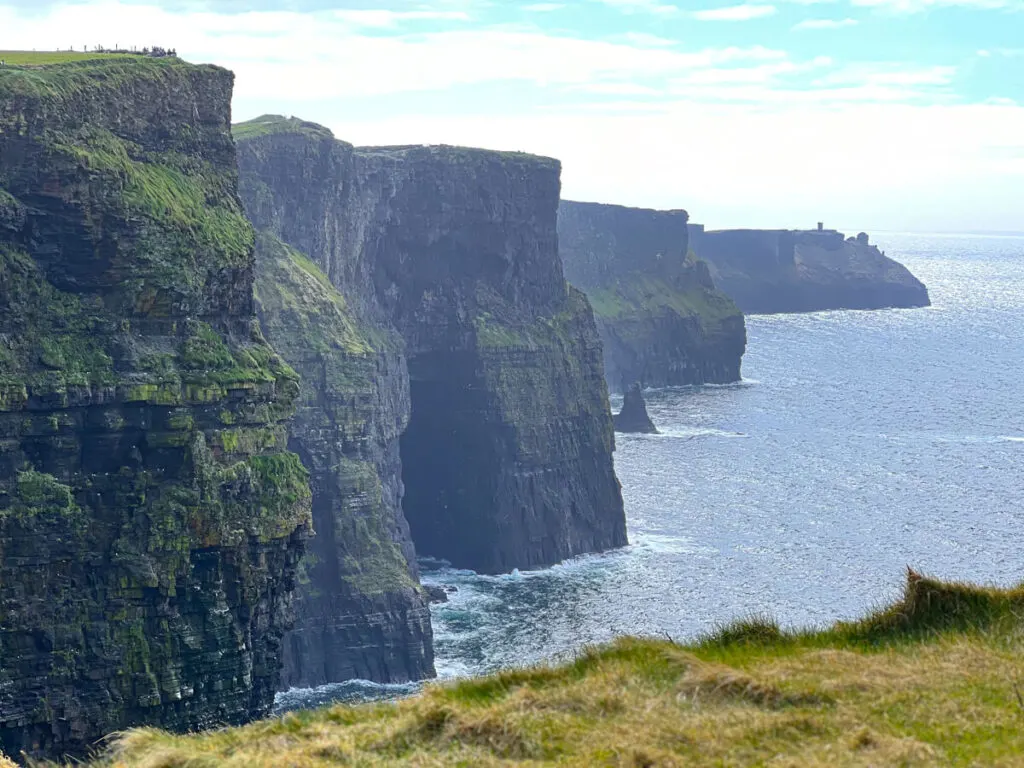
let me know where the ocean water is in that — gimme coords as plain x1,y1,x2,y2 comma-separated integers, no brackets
277,232,1024,706
421,232,1024,680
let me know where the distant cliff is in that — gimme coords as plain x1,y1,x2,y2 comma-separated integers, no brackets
558,201,746,392
0,60,310,760
689,226,931,314
236,117,625,683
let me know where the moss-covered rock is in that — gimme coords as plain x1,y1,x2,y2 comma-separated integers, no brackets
237,124,626,576
558,201,747,392
0,56,311,761
252,232,434,688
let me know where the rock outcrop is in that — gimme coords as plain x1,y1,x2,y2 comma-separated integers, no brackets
558,201,746,392
613,385,658,434
0,60,311,760
237,117,626,586
688,226,931,314
252,232,435,688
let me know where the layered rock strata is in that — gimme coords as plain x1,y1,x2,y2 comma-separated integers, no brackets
237,117,626,589
252,232,434,688
558,201,746,392
689,226,931,314
0,61,311,760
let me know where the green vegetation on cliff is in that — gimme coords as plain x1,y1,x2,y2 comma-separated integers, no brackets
586,262,740,330
253,231,416,598
0,244,115,403
62,573,1024,767
233,114,335,142
0,53,314,757
0,50,137,66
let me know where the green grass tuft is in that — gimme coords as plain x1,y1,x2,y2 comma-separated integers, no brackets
59,572,1024,767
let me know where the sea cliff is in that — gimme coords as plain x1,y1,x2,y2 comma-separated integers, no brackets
558,201,746,392
0,58,311,759
689,226,931,314
236,117,625,686
252,231,435,688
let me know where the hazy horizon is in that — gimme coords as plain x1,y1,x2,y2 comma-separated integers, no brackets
3,0,1022,232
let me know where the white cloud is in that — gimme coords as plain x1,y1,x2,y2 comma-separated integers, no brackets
588,0,680,15
692,4,778,21
793,17,859,28
813,64,956,87
329,9,471,27
1,1,1019,231
619,31,678,46
851,0,1015,12
522,3,565,11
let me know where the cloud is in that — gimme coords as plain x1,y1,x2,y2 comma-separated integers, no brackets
793,17,859,28
619,31,678,46
1,0,1019,231
522,3,565,11
329,9,471,27
851,0,1016,12
813,64,957,87
692,4,778,21
588,0,679,15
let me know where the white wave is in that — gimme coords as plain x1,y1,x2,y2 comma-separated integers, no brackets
637,426,749,440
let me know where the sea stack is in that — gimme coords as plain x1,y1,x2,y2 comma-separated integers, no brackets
0,59,311,760
614,384,659,434
558,201,747,392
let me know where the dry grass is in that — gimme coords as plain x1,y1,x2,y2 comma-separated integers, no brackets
42,572,1024,767
0,51,136,66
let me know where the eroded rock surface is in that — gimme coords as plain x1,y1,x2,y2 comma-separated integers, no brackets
613,385,658,434
689,226,931,314
237,117,626,590
558,201,746,392
253,232,434,688
0,61,310,760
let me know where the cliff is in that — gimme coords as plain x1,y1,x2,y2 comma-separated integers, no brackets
689,226,931,314
252,232,434,688
0,59,311,760
237,117,626,583
558,201,746,392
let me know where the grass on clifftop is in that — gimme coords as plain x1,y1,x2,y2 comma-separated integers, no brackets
49,571,1024,767
232,114,334,142
0,50,137,66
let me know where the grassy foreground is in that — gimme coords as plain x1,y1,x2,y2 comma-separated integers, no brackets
24,571,1024,767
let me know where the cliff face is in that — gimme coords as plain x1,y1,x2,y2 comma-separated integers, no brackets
253,232,434,688
237,117,626,582
689,226,931,314
0,60,311,760
558,201,746,393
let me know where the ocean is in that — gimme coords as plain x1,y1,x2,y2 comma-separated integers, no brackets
277,231,1024,708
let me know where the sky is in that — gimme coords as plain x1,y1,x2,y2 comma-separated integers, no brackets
2,0,1022,232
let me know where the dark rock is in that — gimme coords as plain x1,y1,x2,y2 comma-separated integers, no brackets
0,60,311,761
558,201,747,393
424,586,449,604
236,118,627,585
252,232,435,689
614,385,658,434
688,226,931,314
